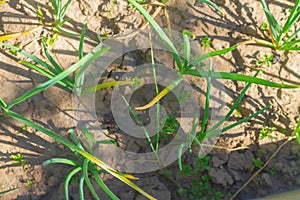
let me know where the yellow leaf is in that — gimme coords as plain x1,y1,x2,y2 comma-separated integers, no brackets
0,26,42,42
0,0,6,5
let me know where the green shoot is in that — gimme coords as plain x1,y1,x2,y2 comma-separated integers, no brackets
239,0,300,50
198,0,225,16
250,157,264,170
259,126,276,140
37,6,44,24
199,36,212,50
256,54,274,67
43,129,119,200
10,153,23,164
292,118,300,144
260,22,268,32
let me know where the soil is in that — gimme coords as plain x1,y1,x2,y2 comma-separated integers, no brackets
0,0,300,200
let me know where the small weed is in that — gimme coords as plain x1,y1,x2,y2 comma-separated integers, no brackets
199,36,211,50
37,6,44,24
9,43,20,56
228,102,242,117
239,0,300,50
260,22,268,32
10,153,23,164
256,54,274,67
259,126,276,140
160,115,179,141
269,167,277,175
21,125,28,131
26,180,33,187
45,33,59,48
250,157,264,170
177,156,226,200
292,118,300,144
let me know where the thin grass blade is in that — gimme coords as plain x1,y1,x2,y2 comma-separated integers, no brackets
199,58,212,138
207,104,271,138
60,0,72,19
0,26,42,42
83,159,100,200
6,45,110,109
128,0,183,70
187,45,237,69
135,76,184,110
64,167,82,200
0,187,18,195
198,0,224,15
69,129,85,150
92,170,120,200
43,158,81,167
79,175,85,200
82,81,135,95
280,39,300,50
260,0,281,40
1,43,59,75
207,71,260,134
19,61,73,90
56,26,81,37
281,0,300,34
41,39,64,74
1,109,155,200
182,30,193,68
184,69,299,89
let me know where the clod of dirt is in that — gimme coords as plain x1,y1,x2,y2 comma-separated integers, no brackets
209,168,234,187
240,25,258,37
261,173,273,187
227,150,253,170
120,190,136,200
211,156,226,168
135,177,171,200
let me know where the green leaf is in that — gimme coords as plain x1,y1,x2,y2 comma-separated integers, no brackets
187,45,238,69
199,58,212,137
92,170,119,200
41,38,64,74
4,44,110,109
64,167,82,200
293,118,300,145
1,109,155,200
18,61,73,90
83,159,100,200
43,158,81,167
128,0,183,70
184,69,299,89
0,187,18,195
198,0,224,15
